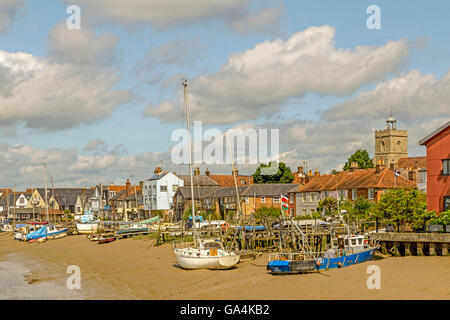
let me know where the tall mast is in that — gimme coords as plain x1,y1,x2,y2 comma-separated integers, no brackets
44,164,49,222
13,185,16,227
184,80,197,242
225,129,242,220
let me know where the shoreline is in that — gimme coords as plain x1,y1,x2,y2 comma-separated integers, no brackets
1,234,449,300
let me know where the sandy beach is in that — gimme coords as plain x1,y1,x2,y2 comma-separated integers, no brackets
0,233,449,300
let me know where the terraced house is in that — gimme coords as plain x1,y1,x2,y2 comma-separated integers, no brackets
294,162,417,217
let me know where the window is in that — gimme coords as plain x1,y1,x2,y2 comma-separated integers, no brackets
273,196,280,203
302,209,307,216
109,191,116,197
408,171,414,181
302,193,307,202
351,239,357,246
443,159,450,175
368,188,374,200
419,170,427,183
324,191,329,198
445,197,450,212
290,196,294,204
339,190,346,200
310,193,314,202
19,197,25,204
245,197,249,204
160,185,167,192
261,196,265,203
352,189,357,200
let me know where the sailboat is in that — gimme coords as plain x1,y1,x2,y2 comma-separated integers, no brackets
173,80,240,270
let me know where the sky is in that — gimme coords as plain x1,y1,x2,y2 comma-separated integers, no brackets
0,0,449,189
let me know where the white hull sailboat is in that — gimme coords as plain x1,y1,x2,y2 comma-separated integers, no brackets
173,80,239,270
76,222,99,234
174,239,240,270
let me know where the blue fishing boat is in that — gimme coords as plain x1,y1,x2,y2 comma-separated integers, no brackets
15,225,68,242
267,234,378,274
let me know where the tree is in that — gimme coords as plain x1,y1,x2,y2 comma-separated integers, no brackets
343,149,374,171
254,206,280,218
317,197,338,217
375,189,430,232
252,162,294,184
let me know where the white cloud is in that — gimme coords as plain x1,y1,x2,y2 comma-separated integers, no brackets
322,70,450,123
228,6,284,35
48,23,119,66
146,26,411,124
83,139,106,151
0,0,23,34
0,49,132,134
65,0,251,28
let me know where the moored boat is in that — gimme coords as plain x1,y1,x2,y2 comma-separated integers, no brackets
174,239,240,270
267,234,378,274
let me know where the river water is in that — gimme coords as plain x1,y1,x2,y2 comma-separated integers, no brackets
0,254,84,300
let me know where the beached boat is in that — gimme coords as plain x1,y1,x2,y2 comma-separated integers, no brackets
98,234,116,244
14,225,68,242
76,222,99,234
173,80,239,270
267,234,378,274
174,239,240,270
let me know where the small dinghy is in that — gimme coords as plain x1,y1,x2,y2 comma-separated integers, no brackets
98,234,116,244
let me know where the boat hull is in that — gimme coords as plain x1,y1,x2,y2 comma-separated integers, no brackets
174,249,240,270
267,247,377,274
76,223,98,234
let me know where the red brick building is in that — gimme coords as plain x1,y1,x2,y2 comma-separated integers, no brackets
419,121,450,214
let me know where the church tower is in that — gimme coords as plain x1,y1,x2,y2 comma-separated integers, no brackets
374,109,408,169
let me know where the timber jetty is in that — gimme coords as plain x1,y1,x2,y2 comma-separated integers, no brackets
370,232,450,256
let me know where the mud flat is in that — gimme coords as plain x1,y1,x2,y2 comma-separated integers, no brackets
0,235,449,300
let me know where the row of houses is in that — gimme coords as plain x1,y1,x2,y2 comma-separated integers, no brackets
1,120,447,222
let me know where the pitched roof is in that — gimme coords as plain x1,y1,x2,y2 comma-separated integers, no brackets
38,188,86,206
148,172,170,181
208,174,253,187
176,186,221,200
177,175,220,187
298,168,416,192
241,184,299,197
396,157,427,170
419,121,450,145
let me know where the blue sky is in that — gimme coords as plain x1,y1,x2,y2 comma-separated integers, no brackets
0,0,449,188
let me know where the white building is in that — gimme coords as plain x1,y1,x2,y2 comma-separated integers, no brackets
143,172,184,215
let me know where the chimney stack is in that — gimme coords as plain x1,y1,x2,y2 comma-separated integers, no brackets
232,167,239,176
297,166,303,174
205,168,210,176
314,169,320,177
375,160,386,174
126,179,132,196
194,167,200,176
349,161,359,172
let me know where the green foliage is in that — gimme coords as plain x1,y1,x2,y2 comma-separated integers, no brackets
317,197,338,216
375,189,431,232
343,149,374,171
254,206,281,218
429,211,450,227
252,162,294,184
